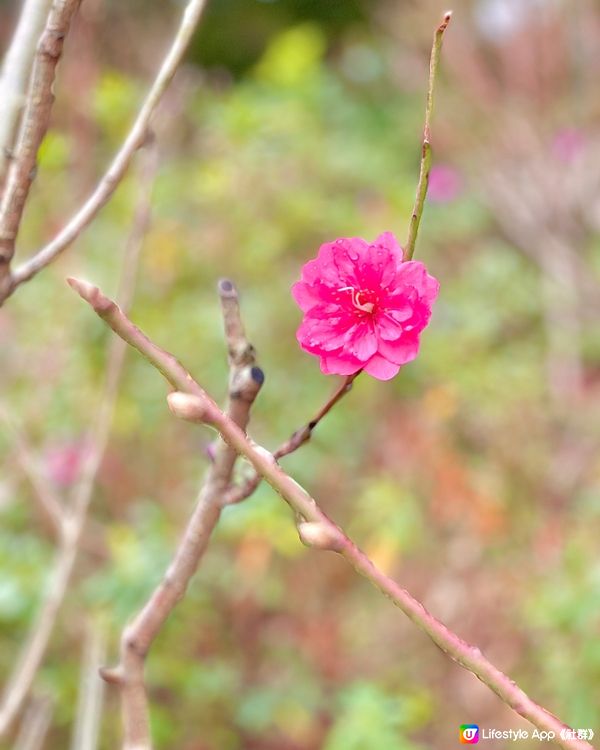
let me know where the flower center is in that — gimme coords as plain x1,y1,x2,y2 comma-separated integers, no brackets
354,290,374,313
339,287,376,314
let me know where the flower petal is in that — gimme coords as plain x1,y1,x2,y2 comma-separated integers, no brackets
320,353,363,376
374,231,404,262
347,321,377,361
363,353,401,381
291,281,320,312
396,261,440,302
377,334,420,365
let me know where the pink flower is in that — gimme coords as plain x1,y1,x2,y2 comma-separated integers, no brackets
45,440,89,487
551,128,586,164
292,232,439,381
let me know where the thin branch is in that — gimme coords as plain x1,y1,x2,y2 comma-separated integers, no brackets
4,0,209,303
0,0,53,182
70,622,106,750
0,404,64,534
405,11,452,261
0,145,158,738
276,371,359,457
86,278,263,749
216,277,265,480
224,371,359,506
69,277,594,750
0,0,82,299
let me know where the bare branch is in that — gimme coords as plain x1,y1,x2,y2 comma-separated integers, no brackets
5,0,209,302
70,278,593,750
405,11,452,260
0,0,53,182
0,145,157,737
82,278,263,749
0,0,82,298
216,277,264,480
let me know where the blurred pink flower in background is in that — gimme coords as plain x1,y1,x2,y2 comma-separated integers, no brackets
292,232,439,381
45,440,89,487
551,127,586,164
427,164,463,203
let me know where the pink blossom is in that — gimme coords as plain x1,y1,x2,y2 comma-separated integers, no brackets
551,128,586,164
428,164,463,203
292,232,439,381
45,440,89,487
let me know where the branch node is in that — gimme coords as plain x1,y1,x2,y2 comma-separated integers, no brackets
98,665,124,686
167,391,213,424
250,365,265,386
297,521,345,552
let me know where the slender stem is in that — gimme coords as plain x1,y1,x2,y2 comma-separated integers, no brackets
275,371,360,459
0,0,53,183
223,371,360,505
0,0,82,300
404,11,452,260
5,0,209,303
70,278,593,750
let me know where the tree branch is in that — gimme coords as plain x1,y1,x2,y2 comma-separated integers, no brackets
82,278,263,750
0,0,82,299
0,0,53,183
69,277,593,750
2,0,209,305
405,11,452,260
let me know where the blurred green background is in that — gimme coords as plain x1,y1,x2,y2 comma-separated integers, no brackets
1,0,600,747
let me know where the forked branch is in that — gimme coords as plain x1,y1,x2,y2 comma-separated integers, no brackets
85,278,263,750
69,277,593,750
0,0,209,305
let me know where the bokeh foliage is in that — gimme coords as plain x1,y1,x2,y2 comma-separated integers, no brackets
1,1,599,748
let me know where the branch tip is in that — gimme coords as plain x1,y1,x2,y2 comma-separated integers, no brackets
98,665,124,685
67,276,114,315
404,8,452,260
217,278,237,297
66,275,93,297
